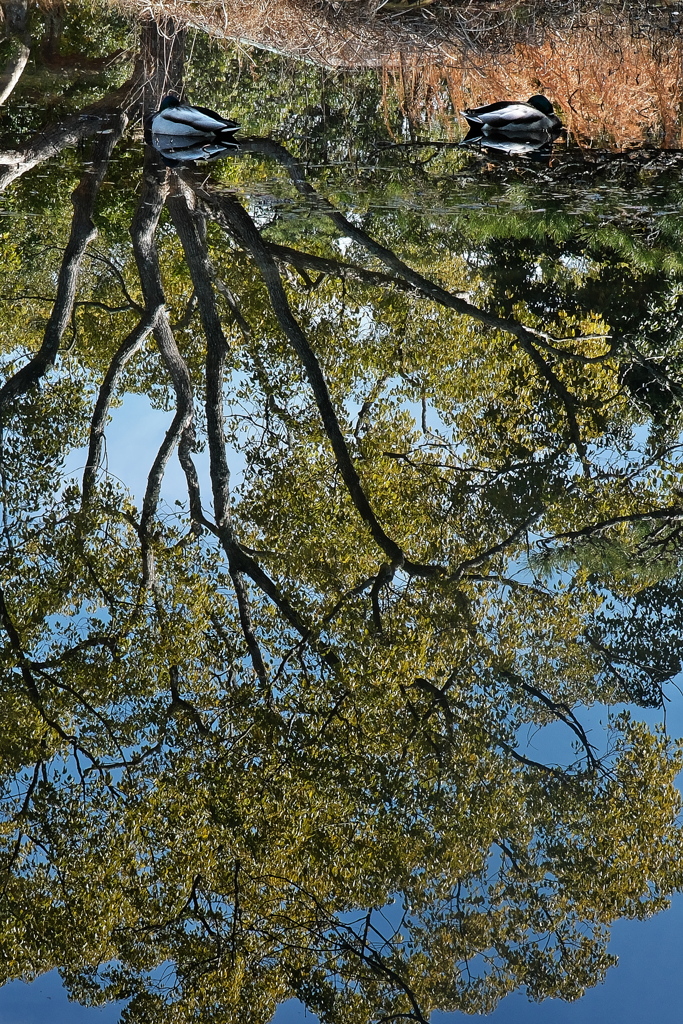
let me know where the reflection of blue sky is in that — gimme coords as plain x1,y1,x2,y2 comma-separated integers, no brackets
5,346,683,1022
62,389,249,514
0,973,124,1023
62,392,209,508
4,693,682,1022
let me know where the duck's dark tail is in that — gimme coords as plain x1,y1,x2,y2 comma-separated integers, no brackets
460,112,481,130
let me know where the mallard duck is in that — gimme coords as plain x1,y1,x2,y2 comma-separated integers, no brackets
145,95,240,163
460,95,561,137
146,94,240,140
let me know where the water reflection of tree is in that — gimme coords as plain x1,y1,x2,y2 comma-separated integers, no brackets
2,16,683,1024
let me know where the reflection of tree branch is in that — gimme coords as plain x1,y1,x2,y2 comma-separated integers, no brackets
494,738,568,776
0,115,126,413
0,78,138,189
499,669,600,772
583,630,657,703
512,334,588,462
169,665,211,734
410,677,455,727
410,671,578,777
166,183,269,686
0,37,30,106
0,0,31,107
265,872,430,1024
544,503,683,545
139,321,193,544
319,574,377,629
0,585,49,709
244,139,595,457
0,761,41,893
74,299,137,314
193,181,441,581
172,289,197,330
129,160,198,591
82,311,163,501
370,560,400,631
86,249,144,312
453,511,543,580
33,664,131,765
168,185,326,677
268,242,420,295
32,634,118,668
211,274,251,338
0,585,109,771
338,935,430,1024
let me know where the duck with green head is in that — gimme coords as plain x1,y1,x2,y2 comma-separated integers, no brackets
460,95,562,137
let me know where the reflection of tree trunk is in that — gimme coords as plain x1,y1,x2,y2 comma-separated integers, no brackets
1,0,31,41
140,18,185,118
40,0,63,60
129,162,191,539
167,183,308,682
0,116,126,413
166,186,231,524
193,180,440,580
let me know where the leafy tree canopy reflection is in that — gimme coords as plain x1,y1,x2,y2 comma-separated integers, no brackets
1,7,683,1023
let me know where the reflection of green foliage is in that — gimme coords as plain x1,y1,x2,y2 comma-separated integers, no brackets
185,36,401,157
58,0,132,57
0,0,132,147
3,8,683,1021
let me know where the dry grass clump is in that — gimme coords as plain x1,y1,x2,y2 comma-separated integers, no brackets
115,0,544,68
117,0,447,66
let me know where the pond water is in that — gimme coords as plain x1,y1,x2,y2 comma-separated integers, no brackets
1,1,683,1022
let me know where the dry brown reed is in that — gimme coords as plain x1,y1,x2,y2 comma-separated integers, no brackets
383,7,683,148
104,0,683,147
114,0,496,67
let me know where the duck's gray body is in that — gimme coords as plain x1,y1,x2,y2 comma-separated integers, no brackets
460,95,561,137
145,95,240,163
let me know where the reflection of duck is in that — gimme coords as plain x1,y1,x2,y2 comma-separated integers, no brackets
461,95,561,137
461,133,555,159
145,95,240,164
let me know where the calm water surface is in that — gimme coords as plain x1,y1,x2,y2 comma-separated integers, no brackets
1,3,683,1022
